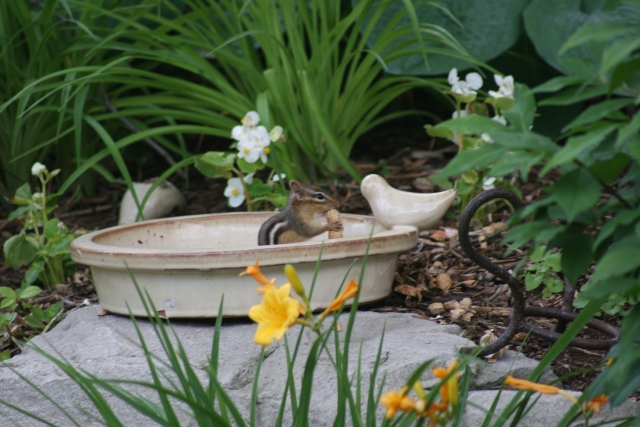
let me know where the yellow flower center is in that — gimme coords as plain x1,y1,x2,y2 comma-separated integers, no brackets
243,148,250,154
232,189,239,196
264,147,270,154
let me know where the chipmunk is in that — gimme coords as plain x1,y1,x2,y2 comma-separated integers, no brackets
258,180,343,245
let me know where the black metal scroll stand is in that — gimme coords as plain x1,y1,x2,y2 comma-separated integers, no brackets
458,188,620,357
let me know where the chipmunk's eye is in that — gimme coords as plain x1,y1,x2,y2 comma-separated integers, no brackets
314,193,325,201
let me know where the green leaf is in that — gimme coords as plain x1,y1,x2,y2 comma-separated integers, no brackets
44,219,65,239
525,274,543,291
616,111,640,148
562,98,633,132
561,234,593,284
18,285,42,300
538,84,610,106
425,124,454,140
23,258,45,286
502,84,535,132
593,246,640,282
594,209,640,250
610,58,640,94
560,22,637,55
437,144,504,178
3,234,39,268
541,124,617,174
7,205,37,221
489,151,545,178
436,114,507,134
194,151,236,179
531,75,586,93
490,130,559,152
357,0,528,75
600,35,640,76
551,168,601,223
12,183,33,205
0,287,16,300
237,157,261,174
588,153,630,184
44,234,74,258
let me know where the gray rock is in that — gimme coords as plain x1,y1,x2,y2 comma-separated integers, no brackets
0,306,633,427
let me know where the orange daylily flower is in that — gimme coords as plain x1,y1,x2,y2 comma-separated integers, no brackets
248,283,302,347
433,359,460,407
319,279,359,320
504,375,578,404
379,387,416,419
239,260,276,294
583,395,608,414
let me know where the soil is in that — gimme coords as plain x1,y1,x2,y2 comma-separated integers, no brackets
0,143,621,394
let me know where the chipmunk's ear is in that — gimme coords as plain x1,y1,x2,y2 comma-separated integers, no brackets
289,180,304,199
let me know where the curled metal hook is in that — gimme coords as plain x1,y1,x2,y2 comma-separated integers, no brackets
458,189,620,357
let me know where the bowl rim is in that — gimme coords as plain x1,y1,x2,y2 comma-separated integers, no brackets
70,212,417,270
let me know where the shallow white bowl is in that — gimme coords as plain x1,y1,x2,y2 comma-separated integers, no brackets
70,213,417,317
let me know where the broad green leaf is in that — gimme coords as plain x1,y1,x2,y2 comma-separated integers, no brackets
562,98,633,132
437,144,504,178
425,124,454,140
588,153,630,184
23,258,45,286
541,124,617,174
525,274,543,291
490,131,559,153
616,111,640,148
600,35,640,75
194,151,235,179
237,158,262,174
7,205,37,221
594,209,640,250
44,219,64,239
502,84,535,132
551,168,601,223
593,245,640,281
3,234,39,268
356,0,528,75
12,183,32,205
538,84,610,106
561,234,593,284
560,22,637,55
18,285,43,300
0,287,16,300
44,234,74,258
610,57,640,94
489,151,545,178
531,75,586,93
435,114,506,134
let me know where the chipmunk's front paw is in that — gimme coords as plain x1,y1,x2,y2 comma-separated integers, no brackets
327,220,343,232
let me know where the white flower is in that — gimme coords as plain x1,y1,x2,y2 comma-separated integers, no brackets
232,125,248,140
224,178,246,207
31,162,47,176
269,125,283,142
448,68,483,96
448,68,460,86
482,176,497,190
452,109,468,119
243,173,255,185
493,115,507,126
271,173,286,182
481,133,493,143
488,75,515,99
237,138,262,163
31,192,43,202
241,111,260,129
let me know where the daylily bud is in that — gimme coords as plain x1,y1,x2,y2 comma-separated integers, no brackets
284,264,306,298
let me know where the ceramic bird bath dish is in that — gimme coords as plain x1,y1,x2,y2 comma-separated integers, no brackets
70,175,456,318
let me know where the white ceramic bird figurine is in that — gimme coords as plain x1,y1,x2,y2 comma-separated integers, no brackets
360,174,457,231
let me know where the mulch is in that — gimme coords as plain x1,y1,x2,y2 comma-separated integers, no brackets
0,147,619,393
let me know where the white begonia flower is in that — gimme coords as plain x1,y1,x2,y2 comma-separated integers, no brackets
448,68,459,86
493,115,507,126
269,125,283,142
465,73,483,90
481,133,493,143
31,192,43,202
241,111,260,129
224,177,246,208
482,176,497,190
237,138,262,163
232,125,248,140
489,75,515,99
452,109,468,119
271,173,286,182
243,173,255,185
31,162,47,176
